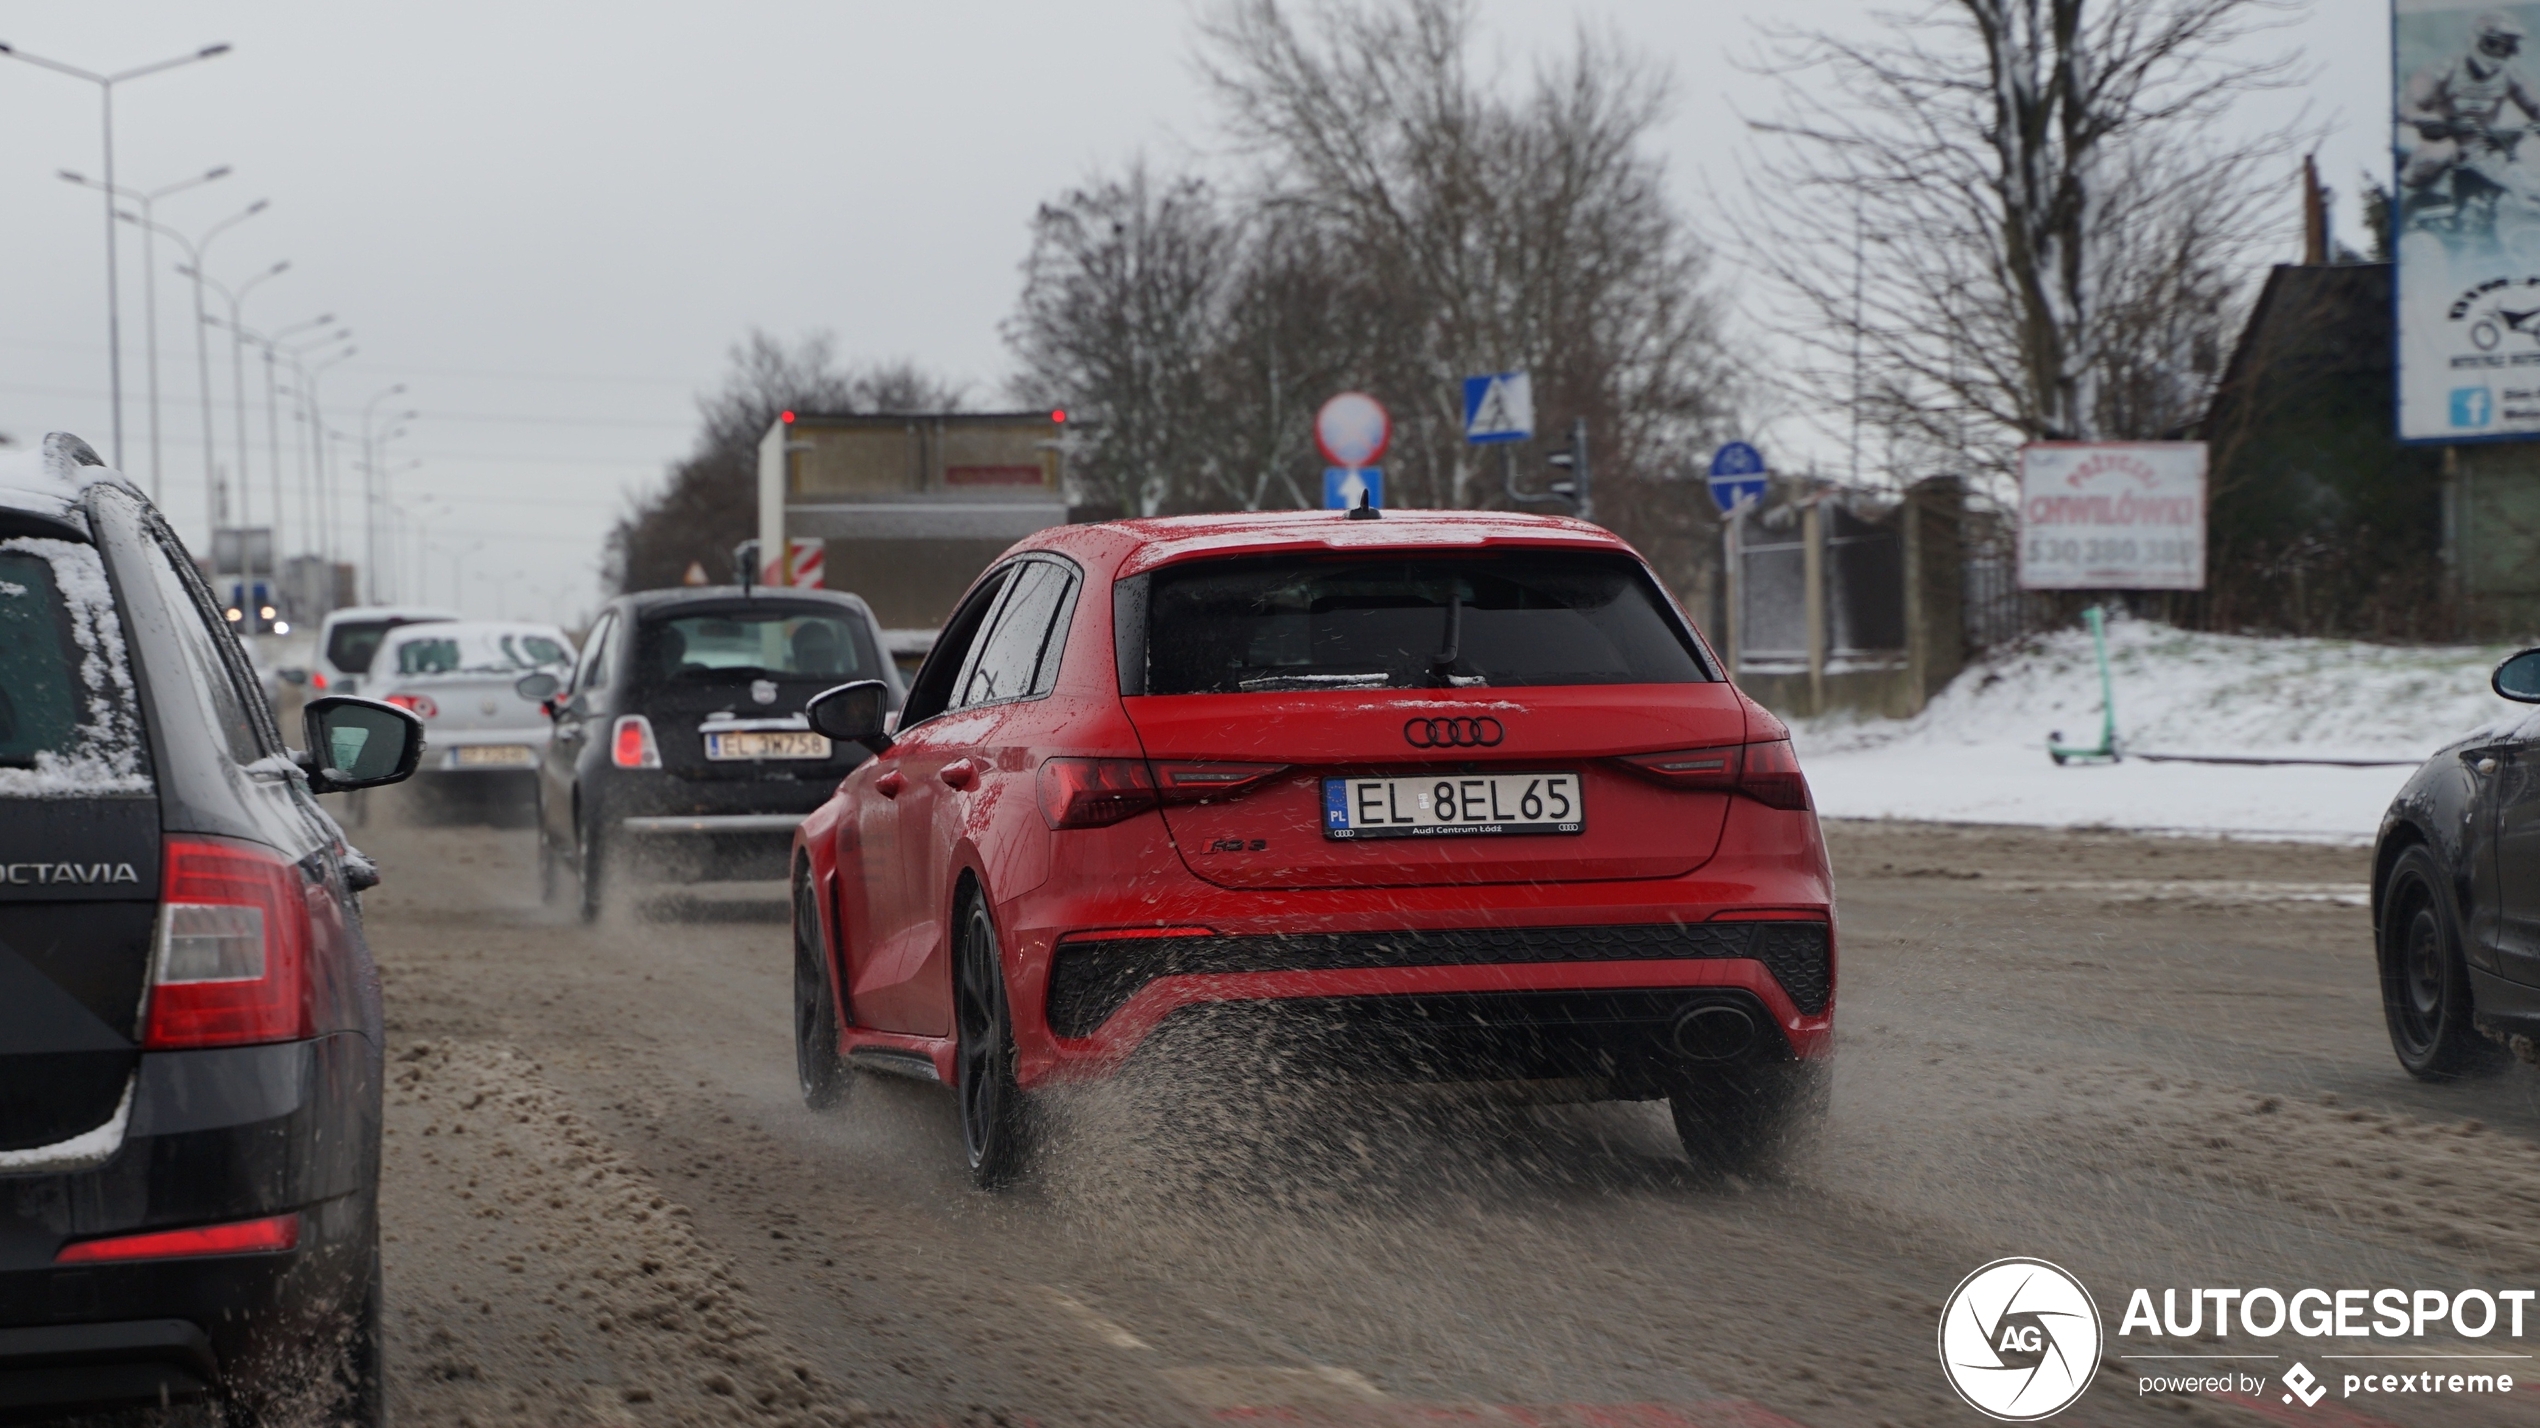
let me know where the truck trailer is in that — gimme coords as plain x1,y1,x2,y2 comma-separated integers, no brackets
755,410,1072,647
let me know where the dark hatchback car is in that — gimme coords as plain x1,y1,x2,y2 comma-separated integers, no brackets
2376,646,2540,1079
535,585,900,918
0,434,424,1423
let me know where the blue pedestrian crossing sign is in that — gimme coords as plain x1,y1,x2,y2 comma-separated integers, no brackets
1323,466,1383,510
1461,370,1534,444
1707,441,1768,514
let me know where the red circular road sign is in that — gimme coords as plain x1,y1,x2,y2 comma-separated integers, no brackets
1314,392,1391,469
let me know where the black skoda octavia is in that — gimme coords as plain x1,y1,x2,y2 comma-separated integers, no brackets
0,434,423,1424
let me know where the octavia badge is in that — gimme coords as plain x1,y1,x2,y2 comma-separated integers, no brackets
1404,716,1503,748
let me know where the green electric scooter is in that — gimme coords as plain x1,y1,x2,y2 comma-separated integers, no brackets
2047,605,2121,765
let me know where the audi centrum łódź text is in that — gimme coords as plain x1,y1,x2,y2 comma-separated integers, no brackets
785,506,1835,1186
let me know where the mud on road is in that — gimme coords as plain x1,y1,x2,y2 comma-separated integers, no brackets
351,807,2540,1427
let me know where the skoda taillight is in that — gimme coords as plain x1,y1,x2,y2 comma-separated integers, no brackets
383,692,437,719
143,837,315,1050
612,714,661,769
1618,739,1812,811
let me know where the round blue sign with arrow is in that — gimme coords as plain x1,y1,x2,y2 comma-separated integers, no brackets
1707,441,1767,513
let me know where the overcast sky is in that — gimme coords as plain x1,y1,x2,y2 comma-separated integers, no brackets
0,0,2387,626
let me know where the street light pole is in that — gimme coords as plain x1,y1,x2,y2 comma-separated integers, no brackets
233,312,331,556
127,198,267,543
198,260,291,532
58,164,228,497
297,345,356,565
359,386,409,603
1,40,232,469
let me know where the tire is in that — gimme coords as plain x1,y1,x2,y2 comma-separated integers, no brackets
953,889,1030,1188
2379,844,2508,1080
576,815,607,924
335,1236,387,1427
537,819,561,908
795,872,852,1110
1669,1058,1829,1179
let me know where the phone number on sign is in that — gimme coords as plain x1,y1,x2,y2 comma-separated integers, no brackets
2025,536,2195,567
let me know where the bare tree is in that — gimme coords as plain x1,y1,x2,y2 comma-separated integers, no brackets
1744,0,2304,489
1006,162,1238,517
1198,0,1740,529
606,331,963,592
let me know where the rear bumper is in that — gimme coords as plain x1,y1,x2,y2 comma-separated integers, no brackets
0,1036,378,1417
996,801,1836,1089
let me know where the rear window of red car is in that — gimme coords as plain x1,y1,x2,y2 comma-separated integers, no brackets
1140,551,1712,695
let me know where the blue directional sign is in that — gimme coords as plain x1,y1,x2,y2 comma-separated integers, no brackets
1323,466,1383,510
1707,441,1768,514
1461,370,1534,444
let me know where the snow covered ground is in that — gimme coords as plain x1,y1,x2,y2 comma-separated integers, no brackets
1786,619,2536,841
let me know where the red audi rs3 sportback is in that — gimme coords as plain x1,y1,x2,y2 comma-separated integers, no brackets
790,509,1834,1185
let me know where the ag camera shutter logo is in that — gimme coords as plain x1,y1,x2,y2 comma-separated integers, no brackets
1939,1258,2103,1420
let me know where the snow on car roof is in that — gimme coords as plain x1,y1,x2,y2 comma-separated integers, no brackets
0,434,144,529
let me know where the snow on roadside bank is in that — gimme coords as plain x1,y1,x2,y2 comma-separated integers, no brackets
1787,620,2533,841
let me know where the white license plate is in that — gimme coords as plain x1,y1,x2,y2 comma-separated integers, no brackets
1322,772,1582,839
705,730,831,761
452,744,536,768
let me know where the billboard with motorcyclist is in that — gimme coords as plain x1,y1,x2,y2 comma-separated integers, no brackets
2398,2,2540,440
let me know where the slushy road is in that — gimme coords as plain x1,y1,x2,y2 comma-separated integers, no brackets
354,809,2540,1427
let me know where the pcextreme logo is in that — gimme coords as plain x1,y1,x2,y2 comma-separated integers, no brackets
1938,1258,2103,1421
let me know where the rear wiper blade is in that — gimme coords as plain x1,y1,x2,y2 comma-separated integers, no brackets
1235,672,1395,691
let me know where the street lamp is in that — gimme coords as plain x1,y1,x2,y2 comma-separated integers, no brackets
125,198,267,543
295,345,356,562
2,40,232,468
195,259,291,534
224,311,333,557
58,163,228,496
360,387,412,602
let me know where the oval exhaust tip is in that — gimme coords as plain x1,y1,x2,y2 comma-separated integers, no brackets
1673,1005,1757,1061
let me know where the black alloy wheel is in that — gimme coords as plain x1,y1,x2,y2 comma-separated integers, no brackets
954,890,1029,1187
795,871,853,1109
1669,1058,1830,1180
336,1235,387,1427
576,814,607,924
2379,845,2508,1080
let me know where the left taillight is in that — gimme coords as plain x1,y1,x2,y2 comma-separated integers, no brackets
144,836,315,1050
1617,738,1812,811
612,714,661,769
1038,758,1288,829
383,692,437,719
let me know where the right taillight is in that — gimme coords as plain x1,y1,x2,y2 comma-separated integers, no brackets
144,837,315,1050
1619,738,1812,811
611,714,661,769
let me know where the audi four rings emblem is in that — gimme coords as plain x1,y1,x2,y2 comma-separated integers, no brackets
1404,716,1504,748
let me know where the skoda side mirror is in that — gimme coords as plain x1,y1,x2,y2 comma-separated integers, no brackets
807,679,893,754
300,695,427,792
2497,648,2540,704
515,671,561,701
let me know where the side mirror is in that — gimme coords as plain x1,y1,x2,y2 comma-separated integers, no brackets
276,668,309,688
515,671,561,700
807,679,893,754
2498,648,2540,704
301,695,427,792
